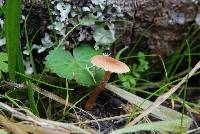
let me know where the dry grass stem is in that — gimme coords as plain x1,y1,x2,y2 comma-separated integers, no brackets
127,60,200,126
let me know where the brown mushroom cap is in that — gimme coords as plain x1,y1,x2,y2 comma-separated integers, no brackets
91,55,130,73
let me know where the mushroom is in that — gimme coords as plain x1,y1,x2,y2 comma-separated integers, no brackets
85,55,130,110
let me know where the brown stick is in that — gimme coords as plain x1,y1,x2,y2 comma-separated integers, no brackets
85,71,111,110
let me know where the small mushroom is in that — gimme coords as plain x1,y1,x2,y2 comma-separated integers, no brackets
85,55,130,110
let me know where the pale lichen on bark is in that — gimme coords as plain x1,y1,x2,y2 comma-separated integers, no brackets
21,0,200,56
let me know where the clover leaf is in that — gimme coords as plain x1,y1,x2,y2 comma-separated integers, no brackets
0,52,8,79
137,52,149,72
45,44,104,86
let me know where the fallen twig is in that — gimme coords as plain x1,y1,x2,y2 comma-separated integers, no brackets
0,102,90,134
1,81,100,133
71,114,130,125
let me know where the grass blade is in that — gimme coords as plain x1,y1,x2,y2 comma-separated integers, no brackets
110,119,189,134
27,81,39,117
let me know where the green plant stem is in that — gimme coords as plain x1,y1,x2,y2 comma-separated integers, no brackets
180,40,191,132
166,25,200,80
125,24,152,62
27,81,39,116
58,23,81,47
5,0,25,81
127,75,187,122
44,0,58,44
24,3,37,76
16,72,73,91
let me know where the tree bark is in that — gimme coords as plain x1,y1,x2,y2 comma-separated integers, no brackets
110,0,200,57
22,0,200,57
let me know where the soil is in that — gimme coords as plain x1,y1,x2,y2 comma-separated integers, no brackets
83,91,127,132
65,90,128,133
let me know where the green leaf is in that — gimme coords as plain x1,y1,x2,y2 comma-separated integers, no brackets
137,52,149,72
0,52,8,79
0,52,8,62
45,44,104,86
119,75,136,89
93,25,116,47
110,119,189,134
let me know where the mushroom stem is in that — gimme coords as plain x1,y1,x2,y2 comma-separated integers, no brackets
85,71,111,110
